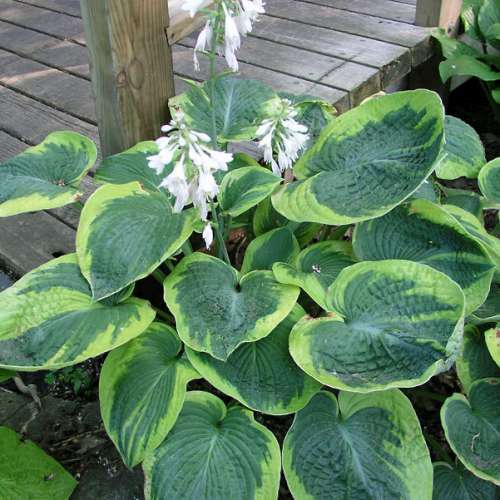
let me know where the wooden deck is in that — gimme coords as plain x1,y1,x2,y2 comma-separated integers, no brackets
0,0,433,276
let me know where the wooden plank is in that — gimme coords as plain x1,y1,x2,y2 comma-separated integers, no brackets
0,20,90,77
294,0,416,24
266,1,431,63
0,49,96,122
0,0,85,43
173,45,350,111
14,0,81,16
416,0,462,33
0,211,76,275
252,16,410,87
0,130,28,160
180,34,379,105
80,0,176,156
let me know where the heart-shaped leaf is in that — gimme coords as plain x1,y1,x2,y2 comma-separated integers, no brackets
77,182,194,300
283,390,432,500
479,158,500,205
164,253,299,360
433,461,498,500
0,131,97,217
100,322,199,468
435,115,485,180
353,199,495,315
271,90,444,225
290,260,465,392
94,141,163,192
218,166,281,217
441,378,500,485
176,76,280,142
440,55,500,82
485,323,500,367
442,187,483,218
186,306,321,415
470,284,500,324
241,227,300,274
456,325,500,393
0,254,155,371
0,426,77,499
273,240,356,310
143,391,281,500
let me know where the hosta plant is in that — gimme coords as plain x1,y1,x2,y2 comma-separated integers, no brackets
0,0,499,498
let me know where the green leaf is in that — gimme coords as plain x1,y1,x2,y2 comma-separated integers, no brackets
439,55,500,82
253,197,321,247
219,166,281,217
0,369,14,383
456,325,500,393
441,186,483,219
462,0,483,39
436,115,486,180
289,260,465,392
273,240,356,310
94,141,163,192
283,390,432,500
241,227,300,274
485,323,500,367
0,131,97,217
433,460,498,500
479,0,500,50
441,378,500,485
0,426,77,499
77,182,194,300
176,76,280,142
186,306,321,415
411,179,438,202
100,322,199,468
143,391,281,500
0,254,155,371
479,158,500,205
164,253,299,360
470,283,500,324
272,90,444,225
353,199,495,315
432,28,481,59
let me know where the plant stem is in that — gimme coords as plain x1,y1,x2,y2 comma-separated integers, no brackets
208,11,222,148
151,268,167,284
164,260,175,272
211,201,231,265
153,306,175,324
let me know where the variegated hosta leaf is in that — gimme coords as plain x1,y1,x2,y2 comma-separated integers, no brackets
479,158,500,205
0,426,77,499
175,76,280,142
100,323,199,468
94,141,163,192
273,240,356,310
470,283,500,324
77,182,194,300
433,461,498,500
456,325,500,393
143,391,281,500
186,306,321,415
0,131,97,217
164,253,299,360
435,115,486,180
444,204,500,273
442,186,483,218
283,390,432,500
218,166,281,217
353,199,495,315
0,254,154,371
485,323,500,367
0,369,14,383
272,90,444,225
411,179,438,202
253,197,321,247
241,227,300,274
441,378,500,485
289,260,465,392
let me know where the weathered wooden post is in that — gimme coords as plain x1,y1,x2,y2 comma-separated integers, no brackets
416,0,463,33
80,0,176,157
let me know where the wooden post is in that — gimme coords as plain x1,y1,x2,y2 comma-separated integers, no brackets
416,0,463,33
80,0,175,157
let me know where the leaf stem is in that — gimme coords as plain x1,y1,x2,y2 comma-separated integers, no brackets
153,306,175,325
151,268,167,284
182,240,193,256
211,201,231,265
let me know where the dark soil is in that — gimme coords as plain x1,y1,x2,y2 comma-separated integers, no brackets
1,77,498,500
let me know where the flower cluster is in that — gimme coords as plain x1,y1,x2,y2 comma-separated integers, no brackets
148,110,233,248
183,0,265,72
256,99,309,175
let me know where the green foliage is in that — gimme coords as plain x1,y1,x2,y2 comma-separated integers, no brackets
44,366,92,396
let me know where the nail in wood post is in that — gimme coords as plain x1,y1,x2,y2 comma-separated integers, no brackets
80,0,175,157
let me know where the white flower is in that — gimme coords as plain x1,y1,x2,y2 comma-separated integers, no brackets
202,222,214,249
182,0,205,17
223,3,241,71
256,99,309,176
148,110,233,223
194,21,213,71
